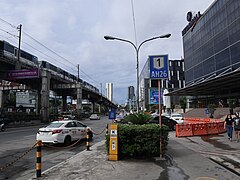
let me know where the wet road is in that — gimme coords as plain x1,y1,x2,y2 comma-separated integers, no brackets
0,116,108,180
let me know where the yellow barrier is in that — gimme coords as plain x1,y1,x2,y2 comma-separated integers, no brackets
109,124,118,161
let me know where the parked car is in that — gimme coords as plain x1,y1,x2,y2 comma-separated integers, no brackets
170,113,184,124
89,114,100,120
58,111,75,120
114,114,124,123
36,120,92,145
148,115,177,130
162,113,171,118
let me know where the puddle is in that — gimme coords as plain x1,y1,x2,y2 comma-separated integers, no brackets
155,154,189,180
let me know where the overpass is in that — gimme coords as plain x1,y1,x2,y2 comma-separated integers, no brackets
0,46,117,122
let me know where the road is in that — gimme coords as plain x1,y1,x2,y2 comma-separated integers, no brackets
0,116,109,180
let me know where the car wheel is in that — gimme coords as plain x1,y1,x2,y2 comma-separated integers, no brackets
64,136,71,146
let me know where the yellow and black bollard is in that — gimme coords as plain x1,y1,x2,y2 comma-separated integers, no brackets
106,124,109,135
86,128,91,151
36,140,42,178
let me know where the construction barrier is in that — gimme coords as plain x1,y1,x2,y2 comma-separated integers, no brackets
176,124,193,137
206,122,219,135
217,121,226,133
192,123,207,136
176,117,226,137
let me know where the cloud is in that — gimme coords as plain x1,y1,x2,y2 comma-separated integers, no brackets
0,0,214,104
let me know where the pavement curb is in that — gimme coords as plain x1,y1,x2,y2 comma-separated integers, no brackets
209,156,240,177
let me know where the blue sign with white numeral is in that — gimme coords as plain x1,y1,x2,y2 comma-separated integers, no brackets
149,55,169,79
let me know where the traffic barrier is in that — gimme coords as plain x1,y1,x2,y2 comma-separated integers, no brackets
36,140,42,178
192,123,207,136
176,124,193,137
217,122,226,133
106,124,109,135
86,128,91,151
206,123,219,135
204,118,211,122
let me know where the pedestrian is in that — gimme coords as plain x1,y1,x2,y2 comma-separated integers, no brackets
224,114,234,141
233,112,240,142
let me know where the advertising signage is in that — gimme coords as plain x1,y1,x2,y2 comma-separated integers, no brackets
149,88,163,104
8,69,39,79
149,55,169,79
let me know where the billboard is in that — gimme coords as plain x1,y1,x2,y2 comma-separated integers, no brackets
8,69,39,79
149,88,163,104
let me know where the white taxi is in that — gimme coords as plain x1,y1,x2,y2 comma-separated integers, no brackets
170,113,184,124
36,120,92,145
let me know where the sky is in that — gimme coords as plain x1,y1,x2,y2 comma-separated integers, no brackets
0,0,214,104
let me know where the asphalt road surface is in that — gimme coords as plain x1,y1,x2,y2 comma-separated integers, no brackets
0,116,109,180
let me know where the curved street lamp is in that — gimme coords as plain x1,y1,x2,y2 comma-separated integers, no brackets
104,33,171,113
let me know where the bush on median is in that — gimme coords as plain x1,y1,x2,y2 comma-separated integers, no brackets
106,123,169,159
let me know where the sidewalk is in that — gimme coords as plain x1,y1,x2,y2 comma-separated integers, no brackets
31,133,240,180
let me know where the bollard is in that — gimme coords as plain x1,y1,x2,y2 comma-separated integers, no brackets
106,124,109,135
86,128,91,151
36,140,42,178
109,124,118,161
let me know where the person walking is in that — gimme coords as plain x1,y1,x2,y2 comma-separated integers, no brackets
224,114,234,141
233,112,240,142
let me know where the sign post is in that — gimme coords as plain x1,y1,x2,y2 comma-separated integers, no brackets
149,55,169,158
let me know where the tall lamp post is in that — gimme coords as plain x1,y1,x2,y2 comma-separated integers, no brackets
104,34,171,113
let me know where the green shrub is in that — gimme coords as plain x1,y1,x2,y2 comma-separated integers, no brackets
124,113,151,125
105,124,169,159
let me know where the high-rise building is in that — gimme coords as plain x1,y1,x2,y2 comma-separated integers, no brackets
139,57,184,110
128,86,135,100
106,83,113,101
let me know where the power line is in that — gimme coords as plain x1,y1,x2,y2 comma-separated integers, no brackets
0,17,100,88
0,17,17,28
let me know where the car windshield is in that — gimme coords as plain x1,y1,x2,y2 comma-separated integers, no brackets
46,122,64,128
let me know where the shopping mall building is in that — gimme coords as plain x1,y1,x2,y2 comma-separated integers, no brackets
140,0,240,109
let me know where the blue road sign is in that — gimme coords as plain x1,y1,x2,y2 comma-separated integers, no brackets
149,55,169,79
108,109,116,120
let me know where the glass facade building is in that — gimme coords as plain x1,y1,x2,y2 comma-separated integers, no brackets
183,0,240,85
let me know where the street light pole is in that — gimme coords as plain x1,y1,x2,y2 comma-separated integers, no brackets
104,34,171,113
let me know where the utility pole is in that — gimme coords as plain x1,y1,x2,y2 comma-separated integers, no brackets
16,24,22,70
77,64,80,82
77,64,82,119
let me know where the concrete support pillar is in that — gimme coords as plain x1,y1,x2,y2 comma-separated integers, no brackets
40,70,51,122
77,86,82,119
62,95,67,112
92,102,95,113
0,90,2,109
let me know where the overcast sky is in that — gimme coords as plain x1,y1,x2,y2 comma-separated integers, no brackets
0,0,214,104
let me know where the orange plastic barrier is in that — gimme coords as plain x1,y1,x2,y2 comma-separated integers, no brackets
192,123,207,136
176,124,193,137
204,118,211,122
217,122,226,133
206,123,219,135
177,118,225,137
